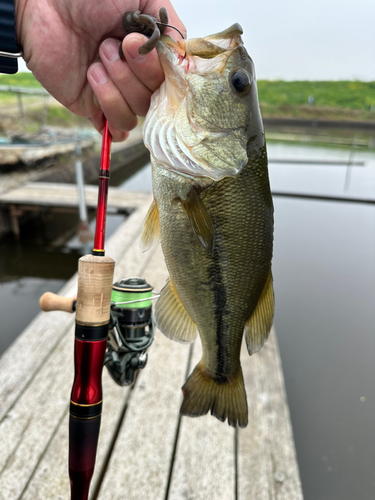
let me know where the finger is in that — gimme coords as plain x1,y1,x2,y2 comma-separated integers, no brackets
108,125,129,143
99,38,153,117
65,82,127,142
87,61,138,133
88,107,129,142
121,33,165,93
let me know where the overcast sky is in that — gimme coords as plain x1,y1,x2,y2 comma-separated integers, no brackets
19,0,374,80
172,0,375,81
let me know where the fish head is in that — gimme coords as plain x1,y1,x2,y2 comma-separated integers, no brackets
143,24,265,181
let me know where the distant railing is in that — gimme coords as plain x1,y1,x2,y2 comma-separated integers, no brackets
0,85,49,95
0,85,50,130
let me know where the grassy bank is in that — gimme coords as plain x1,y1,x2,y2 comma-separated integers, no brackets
257,80,375,122
1,73,375,124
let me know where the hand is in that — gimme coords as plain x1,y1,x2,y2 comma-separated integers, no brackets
15,0,186,141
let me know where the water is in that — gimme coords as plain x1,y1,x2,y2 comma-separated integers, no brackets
268,142,375,500
0,211,127,354
1,139,374,498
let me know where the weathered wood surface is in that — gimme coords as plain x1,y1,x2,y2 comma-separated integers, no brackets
0,194,303,500
0,138,95,166
0,182,151,212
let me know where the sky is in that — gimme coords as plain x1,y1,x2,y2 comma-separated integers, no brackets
18,0,375,81
169,0,375,81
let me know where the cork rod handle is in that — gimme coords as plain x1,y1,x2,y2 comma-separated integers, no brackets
40,292,76,313
75,254,115,327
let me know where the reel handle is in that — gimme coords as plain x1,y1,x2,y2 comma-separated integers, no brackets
39,292,76,313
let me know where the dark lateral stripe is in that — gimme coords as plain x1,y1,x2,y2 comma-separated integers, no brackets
75,323,109,341
70,400,102,419
208,261,228,378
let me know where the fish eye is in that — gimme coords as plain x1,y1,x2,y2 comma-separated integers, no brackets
230,69,251,93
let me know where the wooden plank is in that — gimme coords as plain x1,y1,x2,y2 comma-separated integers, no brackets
168,339,236,500
0,196,151,422
0,321,75,499
0,183,151,210
0,206,154,500
238,331,303,499
0,139,95,166
95,245,193,500
0,188,302,499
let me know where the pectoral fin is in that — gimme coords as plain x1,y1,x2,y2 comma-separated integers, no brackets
244,271,274,355
141,198,160,251
180,189,215,254
154,279,197,343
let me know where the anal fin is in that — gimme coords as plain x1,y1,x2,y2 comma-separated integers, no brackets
141,198,160,251
154,279,197,343
245,270,274,355
180,188,215,254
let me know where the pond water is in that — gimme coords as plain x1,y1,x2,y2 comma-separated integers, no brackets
267,143,375,500
0,138,374,499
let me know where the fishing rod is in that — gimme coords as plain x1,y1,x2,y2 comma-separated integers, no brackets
68,120,115,500
40,121,156,499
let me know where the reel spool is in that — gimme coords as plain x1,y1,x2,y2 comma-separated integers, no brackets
104,277,154,386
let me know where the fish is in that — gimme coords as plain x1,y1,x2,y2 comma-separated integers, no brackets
141,23,274,428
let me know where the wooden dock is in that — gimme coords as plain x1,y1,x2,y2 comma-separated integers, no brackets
0,182,149,238
0,192,303,500
0,137,95,166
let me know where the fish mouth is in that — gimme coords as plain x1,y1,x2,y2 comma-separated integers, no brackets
160,22,243,56
158,23,244,76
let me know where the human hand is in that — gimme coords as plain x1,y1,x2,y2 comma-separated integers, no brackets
15,0,186,141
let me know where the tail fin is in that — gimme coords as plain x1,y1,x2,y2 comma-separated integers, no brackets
180,361,248,428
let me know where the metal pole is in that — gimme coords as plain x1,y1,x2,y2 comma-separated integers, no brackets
75,145,88,224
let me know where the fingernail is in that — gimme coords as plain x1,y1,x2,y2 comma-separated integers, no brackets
90,63,108,85
101,39,120,62
126,36,148,62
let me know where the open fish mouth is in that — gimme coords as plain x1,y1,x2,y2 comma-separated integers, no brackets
158,23,244,77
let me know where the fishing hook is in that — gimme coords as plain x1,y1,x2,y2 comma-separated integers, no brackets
156,22,185,41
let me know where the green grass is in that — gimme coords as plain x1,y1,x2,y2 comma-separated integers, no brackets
0,72,42,88
1,74,375,123
256,80,375,121
257,80,375,110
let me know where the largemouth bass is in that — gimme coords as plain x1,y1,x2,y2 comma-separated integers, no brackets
142,23,274,428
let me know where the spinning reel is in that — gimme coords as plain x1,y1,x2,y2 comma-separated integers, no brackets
104,277,155,386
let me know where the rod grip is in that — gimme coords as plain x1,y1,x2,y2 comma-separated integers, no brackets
39,292,76,313
75,254,115,327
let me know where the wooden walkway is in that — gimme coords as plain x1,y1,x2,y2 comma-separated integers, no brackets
0,193,303,500
0,182,148,211
0,182,150,238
